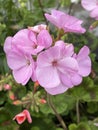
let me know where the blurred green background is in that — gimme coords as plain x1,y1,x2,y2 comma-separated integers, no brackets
0,0,98,130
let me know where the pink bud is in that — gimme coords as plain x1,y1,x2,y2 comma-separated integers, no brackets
34,81,39,87
9,92,16,100
13,109,32,124
4,84,11,90
40,99,47,104
13,100,22,105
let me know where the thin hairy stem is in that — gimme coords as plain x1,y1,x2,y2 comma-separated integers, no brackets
47,93,67,130
37,0,48,25
76,100,80,124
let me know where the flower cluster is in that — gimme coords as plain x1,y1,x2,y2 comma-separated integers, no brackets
4,10,91,95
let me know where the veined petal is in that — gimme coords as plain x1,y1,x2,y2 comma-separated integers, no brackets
12,29,36,54
13,64,33,85
45,13,62,29
60,72,73,87
37,46,62,68
37,30,52,48
55,40,74,57
6,50,28,70
45,83,68,95
58,57,79,74
36,66,60,88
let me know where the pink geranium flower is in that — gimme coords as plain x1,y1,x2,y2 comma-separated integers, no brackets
13,109,32,124
6,47,36,85
3,84,11,90
12,29,52,55
36,42,82,95
81,0,98,20
45,9,86,34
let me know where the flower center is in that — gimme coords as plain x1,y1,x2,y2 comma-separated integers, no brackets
33,44,37,49
27,60,30,65
52,60,58,67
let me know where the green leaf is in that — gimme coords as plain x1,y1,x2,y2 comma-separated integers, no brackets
69,122,91,130
69,124,77,130
40,93,68,114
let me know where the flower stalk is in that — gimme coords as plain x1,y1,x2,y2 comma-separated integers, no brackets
47,93,67,130
76,100,80,124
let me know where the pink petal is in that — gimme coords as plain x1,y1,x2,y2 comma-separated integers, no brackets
12,29,36,55
60,72,73,87
55,40,74,56
23,110,32,123
4,37,12,54
71,74,82,85
36,66,60,88
90,7,98,19
37,30,52,48
13,64,33,85
62,15,86,33
31,62,37,82
78,56,91,76
58,57,79,74
45,13,62,29
77,46,91,76
77,46,90,60
81,0,97,11
45,82,68,95
37,46,62,68
13,113,26,124
51,9,64,17
6,50,28,70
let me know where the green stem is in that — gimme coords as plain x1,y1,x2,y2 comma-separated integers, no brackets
76,100,80,124
68,3,74,15
47,93,67,130
37,0,48,25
